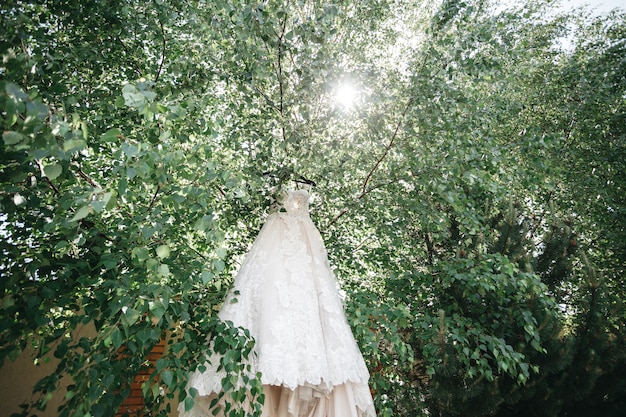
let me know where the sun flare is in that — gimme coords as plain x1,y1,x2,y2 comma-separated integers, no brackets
334,83,358,109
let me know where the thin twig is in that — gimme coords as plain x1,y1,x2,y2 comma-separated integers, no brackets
43,176,61,196
353,235,376,254
215,184,226,198
329,207,349,227
253,85,279,111
185,242,209,261
75,165,101,189
155,20,167,84
294,175,316,187
148,185,161,210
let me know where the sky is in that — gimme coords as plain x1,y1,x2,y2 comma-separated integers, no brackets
559,0,626,14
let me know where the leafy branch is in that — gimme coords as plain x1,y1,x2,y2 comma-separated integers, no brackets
276,13,289,143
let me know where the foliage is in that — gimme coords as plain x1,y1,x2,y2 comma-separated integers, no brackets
1,0,625,416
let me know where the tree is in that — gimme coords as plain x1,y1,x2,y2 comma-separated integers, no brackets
1,0,625,416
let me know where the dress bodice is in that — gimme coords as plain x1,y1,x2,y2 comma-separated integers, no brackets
281,189,310,217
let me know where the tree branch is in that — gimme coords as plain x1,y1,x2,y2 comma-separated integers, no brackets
361,97,413,196
75,165,102,189
327,98,414,228
326,179,400,227
148,185,161,210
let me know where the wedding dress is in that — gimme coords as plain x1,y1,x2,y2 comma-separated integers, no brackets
180,189,376,417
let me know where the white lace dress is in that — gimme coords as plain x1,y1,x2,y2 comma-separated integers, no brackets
180,189,376,417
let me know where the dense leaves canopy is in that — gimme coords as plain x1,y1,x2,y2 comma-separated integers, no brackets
1,0,625,416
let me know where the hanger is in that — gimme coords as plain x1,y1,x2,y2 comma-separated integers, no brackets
262,169,316,187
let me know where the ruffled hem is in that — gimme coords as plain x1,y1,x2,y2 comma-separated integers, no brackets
187,364,369,395
187,351,370,395
261,366,370,390
178,381,376,417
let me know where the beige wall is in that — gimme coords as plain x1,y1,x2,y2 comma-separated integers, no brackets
0,322,95,417
0,346,65,416
0,323,179,417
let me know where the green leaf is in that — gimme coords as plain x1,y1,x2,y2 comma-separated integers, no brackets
70,205,91,222
156,244,170,259
4,81,27,99
103,191,116,209
213,259,225,273
101,128,123,142
2,131,25,145
132,247,150,262
155,357,168,372
89,384,103,403
63,139,86,152
149,300,167,320
121,142,140,157
158,263,170,277
122,84,146,108
43,163,63,180
161,369,173,388
111,327,123,350
91,200,106,213
184,397,195,412
121,307,141,327
201,271,214,285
